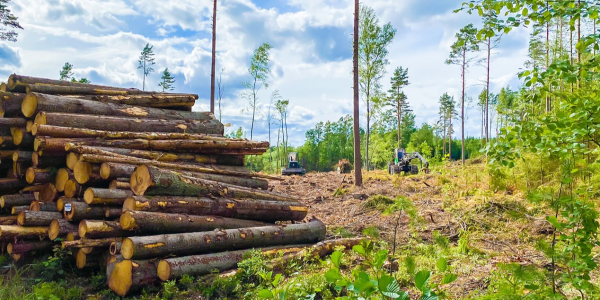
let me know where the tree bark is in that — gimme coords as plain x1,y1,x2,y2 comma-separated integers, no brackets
0,92,26,117
17,210,62,226
25,167,55,184
55,168,73,192
352,0,362,186
84,188,134,205
158,249,248,281
0,178,27,194
0,118,26,127
8,74,144,92
48,218,79,240
34,125,229,140
7,240,53,255
64,237,123,249
1,193,35,208
461,48,466,165
22,93,215,121
29,201,59,212
10,205,28,215
34,112,224,135
0,225,47,240
130,166,292,201
210,0,217,113
35,137,95,154
120,211,268,234
123,196,307,222
99,163,136,181
108,259,159,297
121,218,325,260
64,201,110,221
79,221,131,239
105,208,122,219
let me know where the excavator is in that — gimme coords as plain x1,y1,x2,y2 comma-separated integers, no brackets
387,148,430,175
281,152,306,176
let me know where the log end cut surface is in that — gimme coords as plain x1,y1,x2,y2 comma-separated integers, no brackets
21,94,37,118
130,165,151,196
157,260,171,281
108,260,133,297
120,238,134,259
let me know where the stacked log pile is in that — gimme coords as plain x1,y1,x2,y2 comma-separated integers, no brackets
0,74,326,296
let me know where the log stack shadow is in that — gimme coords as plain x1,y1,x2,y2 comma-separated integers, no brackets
0,74,326,296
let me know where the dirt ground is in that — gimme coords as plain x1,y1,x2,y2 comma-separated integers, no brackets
270,165,552,298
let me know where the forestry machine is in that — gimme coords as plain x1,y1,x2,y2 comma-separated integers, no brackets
281,152,306,176
387,148,430,175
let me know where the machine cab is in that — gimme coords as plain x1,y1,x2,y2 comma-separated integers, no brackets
288,152,300,168
394,148,406,164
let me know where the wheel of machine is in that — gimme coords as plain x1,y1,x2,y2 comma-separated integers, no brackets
410,165,418,174
387,163,393,175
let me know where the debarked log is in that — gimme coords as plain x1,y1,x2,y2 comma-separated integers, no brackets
120,218,326,260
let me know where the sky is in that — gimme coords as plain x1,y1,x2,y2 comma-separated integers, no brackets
3,0,531,146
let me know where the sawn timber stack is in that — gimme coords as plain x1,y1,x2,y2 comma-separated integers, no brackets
0,74,324,297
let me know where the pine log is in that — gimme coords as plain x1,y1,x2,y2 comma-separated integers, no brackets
21,185,45,193
1,194,35,208
34,137,87,154
17,210,62,226
0,150,14,161
25,83,173,95
73,161,102,184
121,219,326,260
0,135,16,149
130,166,292,201
48,218,78,240
11,206,28,215
63,139,266,155
123,196,307,222
11,151,32,164
12,161,26,178
0,118,26,127
270,238,364,267
75,248,106,269
7,240,53,255
25,167,55,184
105,208,122,219
108,259,158,296
63,237,123,249
26,120,33,132
32,152,62,168
55,168,73,192
66,232,79,241
64,179,84,198
79,221,130,239
36,125,234,141
109,241,122,255
8,74,141,93
0,82,5,92
39,183,58,202
29,201,59,212
56,197,79,212
64,202,110,221
34,112,223,135
66,152,78,170
119,211,268,234
22,92,214,120
66,145,244,166
109,179,130,190
157,250,248,281
0,225,47,240
100,163,135,181
0,216,17,225
10,128,33,147
0,92,26,117
84,188,133,205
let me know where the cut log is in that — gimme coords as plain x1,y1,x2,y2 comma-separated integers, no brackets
119,211,268,234
34,137,91,154
29,201,59,212
12,161,26,178
36,125,234,141
270,238,364,267
34,112,224,135
11,206,28,215
64,179,84,198
25,167,55,184
1,193,35,208
22,92,214,121
66,152,78,170
66,145,244,166
0,216,17,225
100,163,136,181
0,82,5,92
63,237,123,249
105,208,122,219
121,218,326,260
109,179,130,190
32,152,62,168
0,150,15,161
0,135,16,149
75,248,105,269
17,210,62,226
130,166,292,201
26,120,33,132
84,188,133,205
0,225,47,240
123,196,307,222
157,250,248,281
55,168,73,192
79,221,131,239
19,184,46,193
7,240,53,255
11,151,32,164
110,241,122,255
108,259,158,297
63,139,266,155
0,92,26,117
56,197,77,212
39,183,58,202
10,128,33,147
8,74,141,93
0,118,27,127
48,218,78,240
73,161,102,184
64,202,110,221
66,232,79,241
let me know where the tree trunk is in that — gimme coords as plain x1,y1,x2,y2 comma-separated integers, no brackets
0,178,28,194
105,207,122,219
108,259,159,297
64,201,111,221
157,249,250,281
100,163,136,181
73,161,103,185
353,0,362,186
486,37,491,142
84,188,134,205
55,168,73,192
0,92,26,117
25,167,56,184
29,201,59,212
130,165,293,201
34,112,224,135
7,240,53,255
461,49,466,165
121,218,326,260
0,225,47,240
79,221,131,239
17,210,62,226
0,118,26,127
210,0,217,113
1,193,35,208
10,205,28,215
48,218,79,240
120,211,268,234
123,196,307,222
35,137,96,154
22,93,215,121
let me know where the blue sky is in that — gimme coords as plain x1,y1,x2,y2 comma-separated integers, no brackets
4,0,530,146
